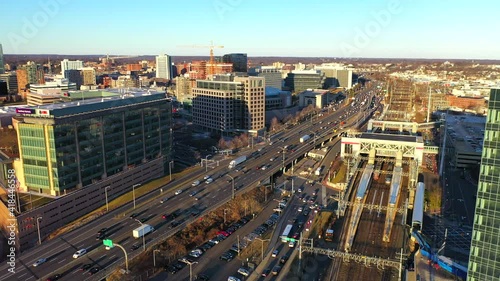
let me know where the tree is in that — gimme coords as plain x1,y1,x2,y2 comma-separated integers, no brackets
217,137,227,150
270,117,280,131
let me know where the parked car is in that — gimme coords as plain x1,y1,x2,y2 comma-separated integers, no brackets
237,267,250,276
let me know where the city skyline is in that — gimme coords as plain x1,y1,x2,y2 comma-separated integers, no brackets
1,0,499,59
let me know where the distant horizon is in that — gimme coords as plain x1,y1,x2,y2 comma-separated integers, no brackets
1,0,499,60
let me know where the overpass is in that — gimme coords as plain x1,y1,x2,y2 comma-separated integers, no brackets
367,120,442,134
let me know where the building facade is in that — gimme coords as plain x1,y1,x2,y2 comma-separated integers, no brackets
222,53,248,73
468,88,500,280
81,67,96,86
265,87,292,110
0,43,4,74
284,70,325,93
60,59,83,78
298,89,340,108
29,78,76,95
249,66,283,89
16,62,45,99
0,72,18,94
156,54,172,80
26,89,62,106
192,76,265,134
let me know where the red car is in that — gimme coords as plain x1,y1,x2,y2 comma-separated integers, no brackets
217,231,229,237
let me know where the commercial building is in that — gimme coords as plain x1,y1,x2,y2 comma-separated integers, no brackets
222,53,248,73
81,67,96,86
265,87,291,110
249,66,283,89
64,69,82,89
468,88,500,281
315,64,353,89
284,70,325,93
192,76,265,134
444,114,485,169
60,59,83,78
298,89,340,108
0,43,4,74
126,64,142,71
29,78,76,95
156,54,173,80
174,76,193,103
16,62,45,99
26,89,62,106
206,63,233,76
0,72,18,94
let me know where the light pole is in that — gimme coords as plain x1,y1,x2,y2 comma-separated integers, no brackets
135,219,146,251
279,146,287,171
223,209,229,225
153,249,161,267
255,238,270,262
36,216,42,245
169,160,174,181
203,155,211,172
132,184,141,209
185,261,198,281
226,174,235,199
104,186,110,212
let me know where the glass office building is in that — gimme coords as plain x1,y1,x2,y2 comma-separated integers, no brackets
16,89,172,196
468,88,500,280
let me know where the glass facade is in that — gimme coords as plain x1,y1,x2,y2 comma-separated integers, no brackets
468,88,500,280
18,95,172,196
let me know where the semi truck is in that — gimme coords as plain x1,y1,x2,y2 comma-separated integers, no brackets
132,224,154,238
228,155,247,169
299,134,311,143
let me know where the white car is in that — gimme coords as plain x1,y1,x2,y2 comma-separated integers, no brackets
192,180,200,187
203,175,211,180
32,258,47,267
205,178,213,184
73,249,87,258
261,165,267,170
288,241,295,248
228,277,241,281
237,267,250,276
298,206,303,212
175,189,183,195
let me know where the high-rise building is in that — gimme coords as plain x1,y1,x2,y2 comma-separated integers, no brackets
156,54,172,80
467,88,500,281
249,66,283,89
192,76,265,134
222,53,248,73
60,59,83,77
284,70,325,93
315,64,353,89
0,72,18,94
16,62,44,99
0,43,5,74
64,69,82,89
80,67,96,85
16,88,172,196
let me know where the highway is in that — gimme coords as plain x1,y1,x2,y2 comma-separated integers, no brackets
0,82,382,281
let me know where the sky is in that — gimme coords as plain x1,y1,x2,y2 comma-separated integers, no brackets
1,0,499,59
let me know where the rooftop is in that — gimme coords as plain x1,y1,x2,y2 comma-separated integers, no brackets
446,114,485,154
360,132,422,143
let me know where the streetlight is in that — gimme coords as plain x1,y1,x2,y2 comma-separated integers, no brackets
169,160,174,181
185,260,198,281
36,216,42,245
104,186,110,212
278,146,287,171
135,219,146,251
203,155,212,172
255,237,270,262
153,249,161,267
226,174,235,199
223,209,229,225
132,184,141,209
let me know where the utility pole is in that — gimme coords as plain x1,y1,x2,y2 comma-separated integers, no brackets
132,184,140,209
36,217,42,245
105,186,110,212
153,249,161,267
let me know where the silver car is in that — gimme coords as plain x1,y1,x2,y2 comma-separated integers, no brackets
33,258,47,267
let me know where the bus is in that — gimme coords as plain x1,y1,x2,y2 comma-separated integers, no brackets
281,224,293,242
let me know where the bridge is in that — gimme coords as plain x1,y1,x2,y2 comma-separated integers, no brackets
367,119,442,134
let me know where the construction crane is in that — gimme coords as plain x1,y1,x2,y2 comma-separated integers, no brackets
178,41,224,75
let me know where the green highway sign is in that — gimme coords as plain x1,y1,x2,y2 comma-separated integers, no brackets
103,239,114,248
285,238,296,242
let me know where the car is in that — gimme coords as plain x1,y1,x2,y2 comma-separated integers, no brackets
228,277,241,281
80,263,93,271
129,213,139,219
205,178,213,184
272,249,279,258
280,254,289,264
261,165,267,170
303,209,310,216
175,189,183,195
73,249,87,258
160,197,169,203
196,274,210,281
272,265,282,275
97,227,108,234
298,206,303,212
139,217,148,223
192,180,200,186
189,249,203,258
237,267,250,276
166,265,178,274
269,157,275,161
297,187,303,193
170,221,181,228
293,232,300,239
173,262,186,269
33,258,47,267
131,244,140,251
203,175,211,180
189,191,198,197
288,241,295,248
46,273,62,281
262,268,271,277
96,232,106,240
89,267,100,275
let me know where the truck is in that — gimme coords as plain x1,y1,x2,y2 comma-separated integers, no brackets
299,134,310,143
228,155,247,169
132,224,154,238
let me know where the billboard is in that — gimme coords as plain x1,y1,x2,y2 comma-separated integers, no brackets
16,108,36,114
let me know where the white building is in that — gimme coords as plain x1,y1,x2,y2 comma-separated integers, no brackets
29,77,77,95
156,54,172,80
61,59,83,78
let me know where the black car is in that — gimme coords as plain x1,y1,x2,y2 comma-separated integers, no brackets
196,274,210,281
170,221,181,228
97,227,108,234
261,268,271,277
173,262,185,270
96,233,106,240
280,254,289,264
89,267,100,275
80,263,92,271
166,266,178,274
129,213,139,219
46,273,62,281
139,217,148,223
131,244,140,251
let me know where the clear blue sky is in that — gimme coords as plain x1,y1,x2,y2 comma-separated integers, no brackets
1,0,498,59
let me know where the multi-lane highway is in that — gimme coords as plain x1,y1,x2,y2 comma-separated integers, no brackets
0,82,382,281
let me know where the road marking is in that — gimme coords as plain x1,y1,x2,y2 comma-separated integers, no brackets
18,273,27,278
25,277,34,280
58,258,67,264
110,255,116,259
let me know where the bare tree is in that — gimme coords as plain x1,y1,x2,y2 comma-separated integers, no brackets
217,137,227,150
270,117,280,131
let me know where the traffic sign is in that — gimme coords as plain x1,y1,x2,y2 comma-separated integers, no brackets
103,239,114,248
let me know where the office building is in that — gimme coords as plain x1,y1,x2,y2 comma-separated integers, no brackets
249,66,283,89
192,76,265,134
315,64,353,89
0,43,4,74
29,77,76,94
60,59,83,78
0,72,18,94
222,53,247,73
26,89,62,106
156,54,172,80
80,67,96,86
284,70,325,93
16,62,45,99
265,87,291,110
298,89,340,108
64,69,83,89
174,76,193,103
468,88,500,280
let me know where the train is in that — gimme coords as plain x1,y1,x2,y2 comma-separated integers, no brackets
412,182,424,232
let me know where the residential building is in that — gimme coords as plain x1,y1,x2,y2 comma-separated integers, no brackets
126,64,142,71
0,43,4,74
0,72,18,94
284,70,325,93
222,53,247,72
249,66,283,89
468,88,500,281
156,54,172,80
60,59,83,78
80,67,96,86
192,76,265,134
